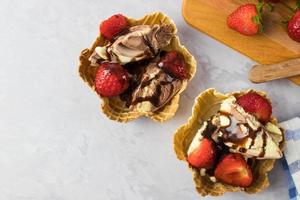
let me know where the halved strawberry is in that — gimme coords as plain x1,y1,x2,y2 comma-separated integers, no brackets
187,138,216,169
237,92,272,123
214,153,253,187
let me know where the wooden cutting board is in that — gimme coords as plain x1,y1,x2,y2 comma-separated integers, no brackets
182,0,300,85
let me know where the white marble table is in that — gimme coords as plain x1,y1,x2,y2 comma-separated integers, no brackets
1,0,300,199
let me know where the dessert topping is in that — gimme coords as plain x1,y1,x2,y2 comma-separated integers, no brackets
218,95,282,159
129,62,183,112
187,137,217,169
94,63,129,97
214,153,253,187
158,51,188,80
237,92,272,123
96,24,174,64
100,14,128,41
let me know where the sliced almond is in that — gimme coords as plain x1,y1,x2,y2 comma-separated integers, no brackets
210,176,217,182
217,131,224,137
219,115,231,127
220,96,236,114
220,103,231,114
231,105,247,123
265,122,282,136
239,124,249,135
95,46,108,60
246,116,260,131
200,168,206,176
265,123,283,145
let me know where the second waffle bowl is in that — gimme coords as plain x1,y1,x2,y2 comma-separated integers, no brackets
173,88,285,196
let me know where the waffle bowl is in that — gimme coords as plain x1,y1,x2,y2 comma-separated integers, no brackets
78,12,197,122
173,88,285,196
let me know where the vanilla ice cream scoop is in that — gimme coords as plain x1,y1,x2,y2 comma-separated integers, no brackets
187,95,283,161
217,97,283,159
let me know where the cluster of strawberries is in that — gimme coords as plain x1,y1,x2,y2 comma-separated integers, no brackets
227,0,300,42
95,14,188,97
187,93,272,187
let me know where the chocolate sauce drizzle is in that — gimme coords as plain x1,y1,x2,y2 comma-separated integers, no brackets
217,112,268,156
199,112,269,173
143,35,157,57
131,73,175,107
119,51,182,109
259,132,267,158
103,27,159,64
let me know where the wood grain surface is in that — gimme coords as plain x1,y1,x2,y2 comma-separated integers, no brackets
249,58,300,83
182,0,300,85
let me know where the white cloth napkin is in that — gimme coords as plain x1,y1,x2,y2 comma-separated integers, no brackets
280,117,300,200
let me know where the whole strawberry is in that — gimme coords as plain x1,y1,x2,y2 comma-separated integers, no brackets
288,10,300,42
158,51,188,80
227,3,263,36
100,14,128,41
237,92,272,123
95,63,129,97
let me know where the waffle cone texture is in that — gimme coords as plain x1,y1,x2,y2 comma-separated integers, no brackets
173,88,285,196
78,12,197,122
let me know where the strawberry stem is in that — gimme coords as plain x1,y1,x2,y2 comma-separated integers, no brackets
297,0,300,10
255,2,264,33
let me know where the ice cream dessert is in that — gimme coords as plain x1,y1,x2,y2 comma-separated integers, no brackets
90,15,186,112
123,59,184,112
79,12,196,122
94,24,174,64
174,89,284,196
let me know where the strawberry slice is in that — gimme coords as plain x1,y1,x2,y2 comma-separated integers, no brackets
187,138,216,169
214,153,253,187
237,92,272,123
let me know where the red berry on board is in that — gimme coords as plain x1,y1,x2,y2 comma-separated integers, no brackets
227,3,263,36
288,10,300,43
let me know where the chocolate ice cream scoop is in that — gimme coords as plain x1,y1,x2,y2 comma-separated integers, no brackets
95,24,175,64
129,62,182,112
